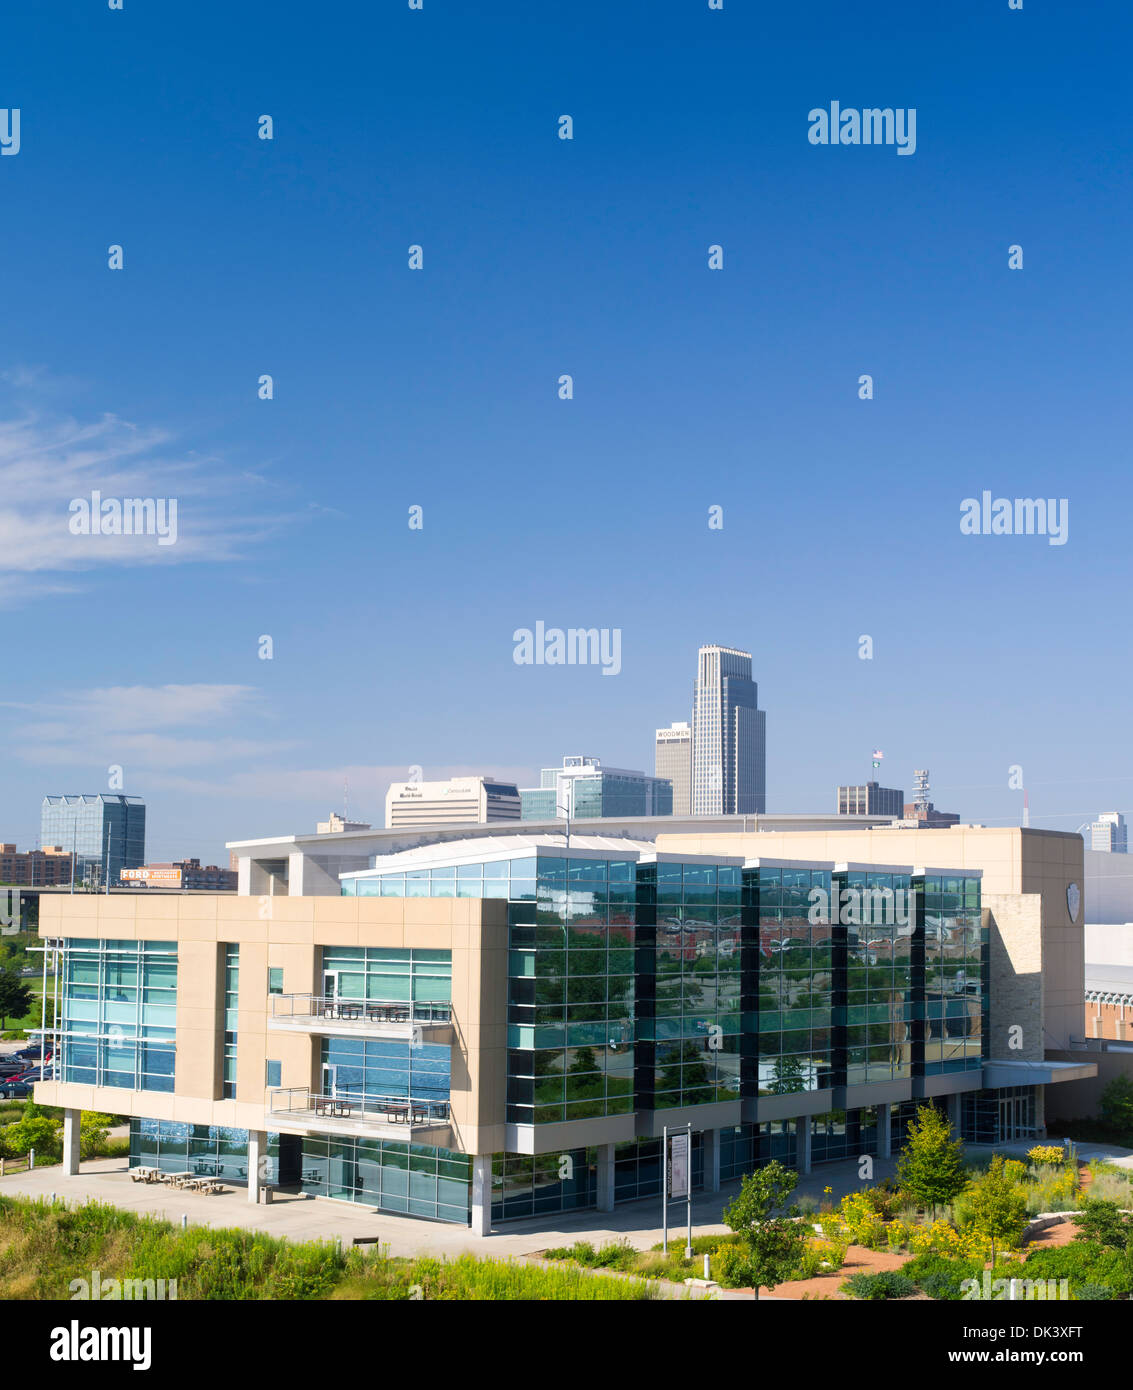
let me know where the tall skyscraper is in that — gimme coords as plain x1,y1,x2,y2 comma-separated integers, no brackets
1091,812,1128,853
655,722,692,815
690,644,766,815
40,794,146,887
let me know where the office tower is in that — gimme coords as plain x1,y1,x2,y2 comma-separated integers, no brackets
655,722,692,815
690,645,766,814
1091,812,1128,853
837,782,906,817
40,795,145,887
384,776,521,828
519,755,673,820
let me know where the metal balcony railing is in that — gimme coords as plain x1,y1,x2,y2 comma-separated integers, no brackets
268,1086,450,1128
270,994,452,1025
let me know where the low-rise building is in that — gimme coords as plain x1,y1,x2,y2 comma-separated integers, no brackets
0,843,73,886
35,818,1095,1232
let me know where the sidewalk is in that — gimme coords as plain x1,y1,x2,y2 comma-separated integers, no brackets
2,1135,1128,1265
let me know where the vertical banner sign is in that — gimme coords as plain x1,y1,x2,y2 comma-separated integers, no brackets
669,1130,690,1198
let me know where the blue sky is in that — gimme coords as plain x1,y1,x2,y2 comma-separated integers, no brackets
0,0,1130,861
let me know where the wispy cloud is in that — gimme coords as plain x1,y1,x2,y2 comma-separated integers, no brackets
3,683,292,773
0,396,293,604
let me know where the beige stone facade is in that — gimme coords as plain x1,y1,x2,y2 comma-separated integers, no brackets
35,892,509,1156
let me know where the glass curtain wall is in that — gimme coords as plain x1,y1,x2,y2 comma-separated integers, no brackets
59,938,177,1091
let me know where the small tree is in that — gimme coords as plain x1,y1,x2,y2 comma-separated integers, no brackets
896,1104,968,1221
1074,1197,1133,1253
1100,1075,1133,1136
0,968,32,1030
721,1159,808,1299
964,1155,1028,1267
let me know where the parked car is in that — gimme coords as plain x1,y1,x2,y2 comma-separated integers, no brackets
15,1066,54,1084
0,1062,25,1078
0,1079,32,1099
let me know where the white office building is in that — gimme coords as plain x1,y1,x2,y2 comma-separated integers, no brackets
385,777,522,829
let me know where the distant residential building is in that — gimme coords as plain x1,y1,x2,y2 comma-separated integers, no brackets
385,777,522,828
1090,812,1128,854
120,859,237,891
655,722,692,816
0,843,73,886
690,645,766,815
837,782,905,817
520,755,673,821
41,795,145,888
316,812,373,835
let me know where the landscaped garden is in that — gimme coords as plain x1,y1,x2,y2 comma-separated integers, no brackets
541,1105,1133,1300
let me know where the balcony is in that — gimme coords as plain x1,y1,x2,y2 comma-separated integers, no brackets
267,1087,453,1142
268,995,453,1043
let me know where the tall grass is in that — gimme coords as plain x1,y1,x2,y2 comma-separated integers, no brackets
0,1195,660,1300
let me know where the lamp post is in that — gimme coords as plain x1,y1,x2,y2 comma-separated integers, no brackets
555,802,572,851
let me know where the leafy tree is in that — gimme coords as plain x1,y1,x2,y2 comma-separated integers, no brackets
896,1104,968,1220
0,968,32,1029
721,1159,808,1299
1100,1075,1133,1135
964,1155,1028,1266
1073,1197,1133,1253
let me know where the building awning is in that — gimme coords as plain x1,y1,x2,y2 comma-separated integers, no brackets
984,1059,1097,1088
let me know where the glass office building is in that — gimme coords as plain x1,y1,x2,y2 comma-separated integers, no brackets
61,838,993,1231
337,843,990,1222
40,794,146,887
519,756,673,821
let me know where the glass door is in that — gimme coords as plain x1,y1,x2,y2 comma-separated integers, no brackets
322,1062,338,1099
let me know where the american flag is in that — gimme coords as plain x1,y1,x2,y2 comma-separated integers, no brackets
872,749,883,759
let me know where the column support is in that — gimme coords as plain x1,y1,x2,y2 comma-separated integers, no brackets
62,1108,81,1176
247,1130,266,1203
470,1155,492,1236
595,1143,615,1212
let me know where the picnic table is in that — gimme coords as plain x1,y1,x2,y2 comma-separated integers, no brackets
183,1175,224,1194
365,1004,410,1023
314,1096,355,1118
129,1166,159,1183
163,1171,194,1188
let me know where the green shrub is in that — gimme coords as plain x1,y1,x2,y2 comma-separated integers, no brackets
712,1242,755,1289
1075,1282,1117,1301
902,1252,983,1301
1022,1242,1133,1298
840,1270,917,1301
